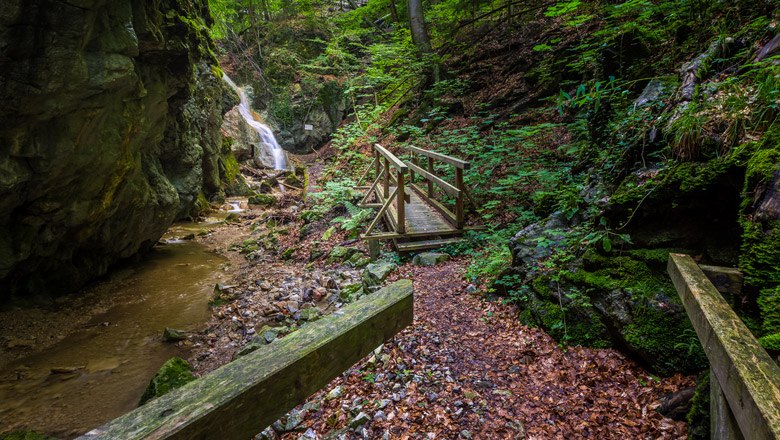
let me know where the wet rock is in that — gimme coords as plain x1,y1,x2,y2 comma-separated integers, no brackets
298,428,318,440
412,252,450,266
256,427,279,440
139,357,195,406
249,194,277,206
347,253,371,268
362,262,397,288
285,409,305,431
163,327,187,342
348,412,370,429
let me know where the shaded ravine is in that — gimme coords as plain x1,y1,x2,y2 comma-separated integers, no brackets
0,228,228,438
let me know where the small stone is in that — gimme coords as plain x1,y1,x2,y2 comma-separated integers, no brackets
163,327,187,342
459,430,472,439
466,284,477,294
285,409,304,431
256,427,279,440
326,386,343,401
298,307,320,322
373,410,387,421
348,412,370,429
298,428,317,440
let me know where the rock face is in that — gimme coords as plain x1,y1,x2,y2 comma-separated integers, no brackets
0,0,236,298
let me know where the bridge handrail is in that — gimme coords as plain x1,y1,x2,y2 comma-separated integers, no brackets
406,161,461,198
407,145,470,169
667,254,780,440
374,144,408,171
78,280,414,440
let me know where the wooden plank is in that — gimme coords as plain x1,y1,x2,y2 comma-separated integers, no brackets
407,162,461,198
711,366,745,440
699,264,744,300
410,183,457,225
455,168,464,229
667,254,780,440
408,145,470,169
397,170,406,234
374,144,408,171
395,237,464,252
426,157,434,197
79,280,414,440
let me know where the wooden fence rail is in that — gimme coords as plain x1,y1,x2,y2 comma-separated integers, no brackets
78,280,414,440
667,254,780,440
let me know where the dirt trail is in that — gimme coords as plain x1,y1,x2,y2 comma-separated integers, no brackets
273,259,692,439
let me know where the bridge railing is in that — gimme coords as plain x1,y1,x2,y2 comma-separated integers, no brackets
667,254,780,439
78,280,414,440
359,144,409,236
406,145,473,229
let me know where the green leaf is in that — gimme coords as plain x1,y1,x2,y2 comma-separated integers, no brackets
602,237,612,253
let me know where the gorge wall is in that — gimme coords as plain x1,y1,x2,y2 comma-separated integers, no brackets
0,0,236,299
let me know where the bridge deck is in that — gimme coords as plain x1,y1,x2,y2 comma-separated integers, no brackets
377,186,456,235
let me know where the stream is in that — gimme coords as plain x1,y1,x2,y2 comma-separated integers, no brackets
0,220,230,438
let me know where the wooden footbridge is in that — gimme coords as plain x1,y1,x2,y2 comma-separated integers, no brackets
357,144,478,256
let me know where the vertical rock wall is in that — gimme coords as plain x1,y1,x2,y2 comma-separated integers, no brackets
0,0,236,298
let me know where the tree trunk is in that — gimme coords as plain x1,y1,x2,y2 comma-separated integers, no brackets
388,0,399,23
407,0,439,82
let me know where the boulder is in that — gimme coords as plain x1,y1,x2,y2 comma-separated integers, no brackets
138,357,195,405
412,252,450,266
0,0,236,299
327,246,359,263
163,327,187,342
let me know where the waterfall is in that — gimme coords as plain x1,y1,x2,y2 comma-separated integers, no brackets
222,74,288,170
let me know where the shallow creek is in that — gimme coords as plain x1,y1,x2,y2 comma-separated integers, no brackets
0,220,230,438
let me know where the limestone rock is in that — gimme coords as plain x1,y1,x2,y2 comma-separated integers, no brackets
0,0,236,299
362,262,397,288
412,252,450,266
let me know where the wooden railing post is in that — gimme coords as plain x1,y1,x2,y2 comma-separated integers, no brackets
374,148,380,180
427,157,434,198
383,157,390,198
397,169,405,234
710,366,744,440
455,168,464,229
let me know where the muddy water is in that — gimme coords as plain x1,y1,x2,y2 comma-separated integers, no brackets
0,233,227,438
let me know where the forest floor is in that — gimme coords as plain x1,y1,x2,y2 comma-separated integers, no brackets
182,156,695,439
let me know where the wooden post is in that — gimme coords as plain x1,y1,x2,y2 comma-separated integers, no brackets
79,280,414,440
455,168,464,229
427,157,434,198
368,239,379,260
667,254,780,440
383,158,390,199
397,169,405,234
409,155,416,185
374,147,380,179
711,367,744,440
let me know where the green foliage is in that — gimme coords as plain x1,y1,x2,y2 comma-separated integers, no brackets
330,201,374,237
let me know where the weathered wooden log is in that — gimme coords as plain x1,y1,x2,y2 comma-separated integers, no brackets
667,254,780,440
79,280,414,440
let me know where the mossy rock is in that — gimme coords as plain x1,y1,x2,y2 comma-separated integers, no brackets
139,357,195,406
412,252,450,266
362,262,397,288
348,253,371,268
327,246,359,264
249,194,277,206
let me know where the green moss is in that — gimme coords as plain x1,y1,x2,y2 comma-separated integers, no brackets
221,153,240,183
139,357,195,405
686,372,710,440
757,285,780,334
758,332,780,353
249,194,277,206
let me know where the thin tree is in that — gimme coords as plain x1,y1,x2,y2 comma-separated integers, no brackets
407,0,439,82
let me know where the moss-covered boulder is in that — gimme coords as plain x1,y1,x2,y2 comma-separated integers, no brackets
139,357,196,406
412,252,450,266
0,0,238,299
362,262,397,288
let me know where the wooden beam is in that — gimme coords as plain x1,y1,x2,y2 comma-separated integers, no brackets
407,145,470,169
426,157,434,198
79,280,414,440
667,254,780,440
365,187,399,236
455,168,464,229
407,162,461,198
374,144,408,171
397,170,406,234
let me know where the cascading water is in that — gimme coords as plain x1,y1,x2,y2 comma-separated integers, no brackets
223,74,288,170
